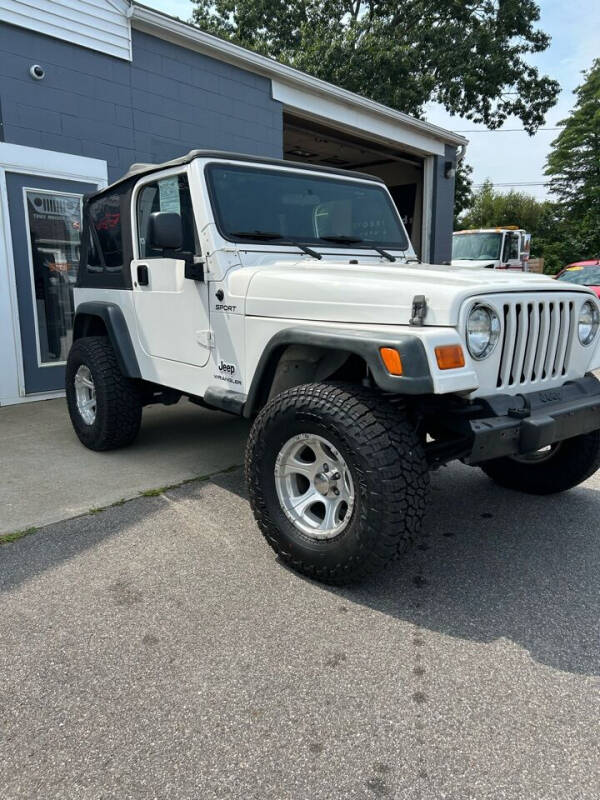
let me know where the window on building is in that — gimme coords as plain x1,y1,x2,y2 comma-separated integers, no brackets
25,190,82,364
136,173,199,258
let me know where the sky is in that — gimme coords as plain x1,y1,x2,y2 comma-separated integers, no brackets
146,1,599,200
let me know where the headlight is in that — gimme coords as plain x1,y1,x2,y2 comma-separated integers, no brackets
578,300,600,346
466,304,501,360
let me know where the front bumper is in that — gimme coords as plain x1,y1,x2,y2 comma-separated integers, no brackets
463,375,600,465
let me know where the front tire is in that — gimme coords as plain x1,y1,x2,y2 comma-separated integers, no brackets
245,383,429,585
66,336,142,451
481,430,600,495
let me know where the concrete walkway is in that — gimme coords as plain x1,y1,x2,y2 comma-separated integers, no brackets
0,397,250,535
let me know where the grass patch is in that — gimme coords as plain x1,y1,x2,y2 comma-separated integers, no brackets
140,464,241,499
140,487,166,497
0,526,39,545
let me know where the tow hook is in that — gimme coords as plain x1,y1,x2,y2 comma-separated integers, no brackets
508,396,531,419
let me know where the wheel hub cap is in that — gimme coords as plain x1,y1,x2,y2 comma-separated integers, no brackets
314,472,331,496
74,365,97,425
274,434,355,540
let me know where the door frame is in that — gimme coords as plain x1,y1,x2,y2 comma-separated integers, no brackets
0,143,107,405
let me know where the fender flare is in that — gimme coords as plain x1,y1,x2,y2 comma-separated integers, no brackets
243,326,434,417
73,301,141,379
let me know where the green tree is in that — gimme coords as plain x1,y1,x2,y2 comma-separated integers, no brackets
459,180,551,232
453,161,474,228
545,59,600,259
192,0,559,133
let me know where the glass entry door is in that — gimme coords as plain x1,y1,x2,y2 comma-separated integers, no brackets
6,173,98,394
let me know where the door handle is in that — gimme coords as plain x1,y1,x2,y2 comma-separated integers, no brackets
137,264,149,286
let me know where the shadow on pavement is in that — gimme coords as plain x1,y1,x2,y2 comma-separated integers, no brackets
213,464,600,676
328,464,600,678
3,461,599,678
132,404,250,452
0,495,167,595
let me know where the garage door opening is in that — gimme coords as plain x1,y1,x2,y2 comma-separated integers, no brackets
283,114,425,256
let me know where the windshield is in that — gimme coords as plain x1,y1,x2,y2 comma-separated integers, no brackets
452,232,502,261
557,266,600,286
206,164,409,250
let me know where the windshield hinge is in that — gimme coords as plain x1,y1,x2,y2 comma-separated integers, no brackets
410,295,428,326
196,329,214,349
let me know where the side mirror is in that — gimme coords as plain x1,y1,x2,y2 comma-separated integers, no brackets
149,211,183,251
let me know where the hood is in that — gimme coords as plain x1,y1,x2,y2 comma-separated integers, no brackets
450,259,497,270
237,259,574,326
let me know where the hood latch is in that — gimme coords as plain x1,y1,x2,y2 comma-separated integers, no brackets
410,295,428,326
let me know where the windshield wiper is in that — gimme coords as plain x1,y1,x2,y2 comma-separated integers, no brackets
230,230,284,240
372,246,397,263
290,242,322,260
319,235,399,262
319,235,364,244
231,230,321,259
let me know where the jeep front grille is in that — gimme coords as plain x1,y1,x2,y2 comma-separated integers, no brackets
497,300,576,389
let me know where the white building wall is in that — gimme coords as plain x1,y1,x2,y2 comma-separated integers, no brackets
0,0,132,60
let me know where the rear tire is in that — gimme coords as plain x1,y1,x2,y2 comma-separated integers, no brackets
66,336,142,451
245,383,429,585
481,430,600,495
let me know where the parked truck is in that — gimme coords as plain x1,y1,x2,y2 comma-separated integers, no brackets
452,227,531,271
66,151,600,585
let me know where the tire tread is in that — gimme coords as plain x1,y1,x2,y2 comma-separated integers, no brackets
481,429,600,495
66,336,141,451
245,382,429,584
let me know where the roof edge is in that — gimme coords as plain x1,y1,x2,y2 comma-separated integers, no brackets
130,3,468,149
86,149,386,198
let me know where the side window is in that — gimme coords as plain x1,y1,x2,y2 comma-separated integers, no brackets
85,226,102,273
136,173,199,258
87,193,123,272
509,234,520,261
503,233,520,262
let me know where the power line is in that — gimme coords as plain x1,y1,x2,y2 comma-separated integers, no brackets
454,127,562,133
472,181,549,187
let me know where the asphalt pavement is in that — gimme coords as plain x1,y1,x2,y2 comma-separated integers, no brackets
1,461,599,799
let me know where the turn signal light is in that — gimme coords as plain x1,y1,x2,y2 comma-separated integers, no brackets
435,344,465,370
379,347,403,375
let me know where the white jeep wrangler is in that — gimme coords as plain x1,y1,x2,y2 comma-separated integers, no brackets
67,150,600,585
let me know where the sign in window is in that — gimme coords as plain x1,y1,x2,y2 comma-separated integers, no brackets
25,190,82,365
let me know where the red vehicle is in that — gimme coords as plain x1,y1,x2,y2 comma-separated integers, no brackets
555,260,600,298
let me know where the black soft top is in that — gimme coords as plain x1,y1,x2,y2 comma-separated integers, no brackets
87,149,385,201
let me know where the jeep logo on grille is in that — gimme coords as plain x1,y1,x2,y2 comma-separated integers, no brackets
539,389,562,403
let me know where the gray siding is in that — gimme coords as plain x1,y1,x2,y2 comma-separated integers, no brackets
0,25,283,181
430,144,457,264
